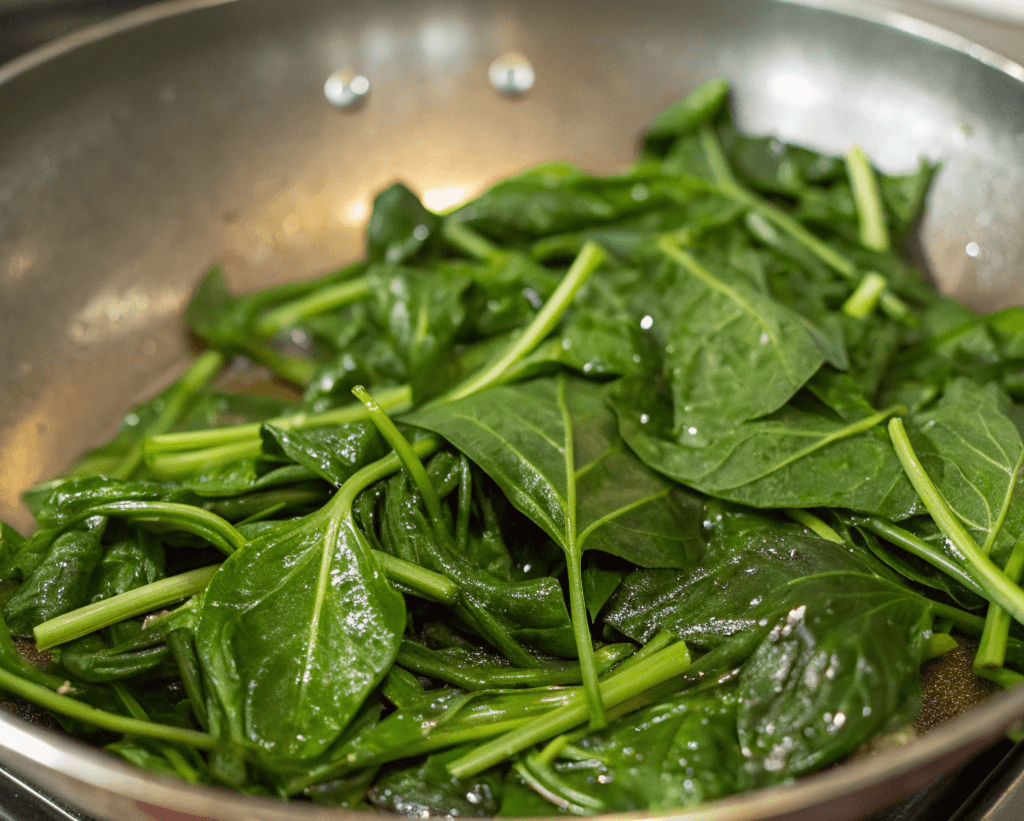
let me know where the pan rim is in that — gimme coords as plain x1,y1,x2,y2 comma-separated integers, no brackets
1,0,1022,88
3,676,1024,820
1,0,1023,819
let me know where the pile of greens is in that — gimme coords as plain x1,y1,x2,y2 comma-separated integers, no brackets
4,79,1024,815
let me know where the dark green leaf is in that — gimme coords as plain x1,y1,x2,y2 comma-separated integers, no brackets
58,635,171,683
291,686,577,790
261,422,387,487
605,508,931,781
609,376,919,517
656,244,828,442
366,183,441,265
736,572,929,783
604,507,878,647
89,530,165,604
547,687,748,810
4,520,106,635
175,390,296,433
396,636,632,691
31,477,198,529
0,522,27,581
879,158,938,240
184,267,320,385
726,132,843,196
582,555,626,621
0,610,66,690
195,508,405,762
376,470,575,661
451,162,617,241
641,78,730,150
410,377,706,569
571,380,706,568
368,747,503,816
907,378,1024,564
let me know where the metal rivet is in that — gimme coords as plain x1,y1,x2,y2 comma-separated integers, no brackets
489,52,534,96
324,71,371,109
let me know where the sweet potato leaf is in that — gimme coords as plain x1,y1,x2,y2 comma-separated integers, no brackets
195,507,404,763
906,378,1024,565
655,241,829,442
4,520,106,635
608,375,919,517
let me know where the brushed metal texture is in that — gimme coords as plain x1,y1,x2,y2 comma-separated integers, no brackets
0,1,1022,819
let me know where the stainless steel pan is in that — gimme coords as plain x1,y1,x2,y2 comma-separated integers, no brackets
2,1,1024,818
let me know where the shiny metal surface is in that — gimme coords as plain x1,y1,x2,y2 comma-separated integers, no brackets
949,741,1024,821
1,0,1023,819
323,70,371,110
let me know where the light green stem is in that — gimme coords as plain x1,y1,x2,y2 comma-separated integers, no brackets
166,629,208,730
0,666,215,748
608,630,675,675
924,633,958,661
845,145,890,252
145,384,414,455
534,735,571,767
444,242,605,401
928,601,986,636
880,290,916,325
785,509,844,543
148,238,604,480
555,373,604,730
751,195,858,280
843,272,889,319
112,683,150,722
698,124,854,280
860,516,987,598
699,124,911,322
246,344,318,386
33,543,456,651
976,538,1024,669
515,755,605,814
112,351,225,480
395,641,632,690
889,418,1024,626
320,442,450,612
254,276,371,336
443,220,503,262
66,502,246,556
146,440,263,479
329,437,442,516
373,552,459,604
976,667,1024,689
456,457,472,552
33,565,220,650
566,556,604,730
353,385,448,539
448,638,690,778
